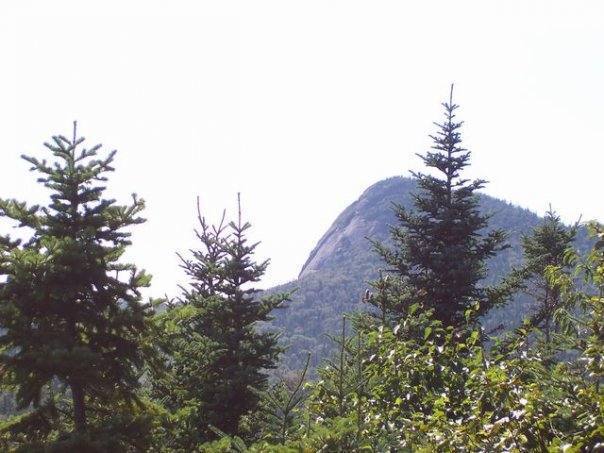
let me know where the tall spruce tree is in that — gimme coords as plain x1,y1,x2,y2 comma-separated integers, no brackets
156,195,289,442
371,86,507,326
0,123,151,437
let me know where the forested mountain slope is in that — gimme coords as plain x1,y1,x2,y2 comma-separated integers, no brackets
268,176,590,370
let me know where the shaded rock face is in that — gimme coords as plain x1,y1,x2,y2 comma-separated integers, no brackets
299,177,416,279
269,176,589,371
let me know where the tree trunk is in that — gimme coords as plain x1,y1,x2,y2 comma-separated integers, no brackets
71,382,87,433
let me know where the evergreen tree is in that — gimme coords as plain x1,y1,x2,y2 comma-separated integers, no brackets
371,86,507,326
308,314,370,448
155,195,290,443
515,208,577,344
0,123,151,440
250,353,310,444
310,316,367,421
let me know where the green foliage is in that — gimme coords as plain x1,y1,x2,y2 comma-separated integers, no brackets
511,208,578,346
341,224,603,451
370,85,507,326
150,196,291,447
309,316,367,423
148,301,220,450
0,123,153,448
247,353,310,445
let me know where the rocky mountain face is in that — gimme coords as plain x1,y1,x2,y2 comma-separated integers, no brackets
298,177,417,280
268,176,588,371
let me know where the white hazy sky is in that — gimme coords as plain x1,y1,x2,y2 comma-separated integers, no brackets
1,1,603,296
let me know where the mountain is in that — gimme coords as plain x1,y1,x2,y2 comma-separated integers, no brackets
267,176,590,371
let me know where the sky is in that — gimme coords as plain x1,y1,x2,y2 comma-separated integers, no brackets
0,1,603,296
